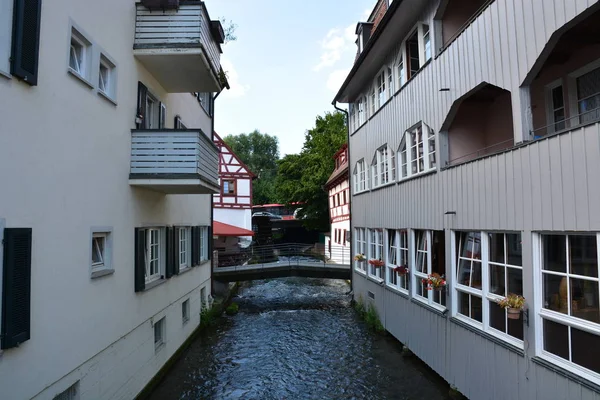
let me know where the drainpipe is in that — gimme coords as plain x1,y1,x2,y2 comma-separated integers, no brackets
210,90,221,297
332,101,352,295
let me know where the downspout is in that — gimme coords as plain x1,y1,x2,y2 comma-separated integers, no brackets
332,101,352,295
210,90,221,297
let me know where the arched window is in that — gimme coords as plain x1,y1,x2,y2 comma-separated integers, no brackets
352,159,368,193
371,144,396,188
397,122,436,180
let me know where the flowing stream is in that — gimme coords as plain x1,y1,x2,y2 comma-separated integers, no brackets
148,278,450,400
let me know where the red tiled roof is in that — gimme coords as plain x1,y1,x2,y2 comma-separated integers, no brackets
213,221,254,237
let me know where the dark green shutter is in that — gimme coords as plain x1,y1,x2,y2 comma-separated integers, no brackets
134,228,146,292
191,226,199,266
165,227,174,278
137,82,148,129
11,0,42,85
1,228,32,349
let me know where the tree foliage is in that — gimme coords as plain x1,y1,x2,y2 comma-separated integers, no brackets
275,112,347,231
223,130,279,205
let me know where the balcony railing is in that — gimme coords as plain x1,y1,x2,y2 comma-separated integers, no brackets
531,107,600,139
133,3,223,92
129,129,219,194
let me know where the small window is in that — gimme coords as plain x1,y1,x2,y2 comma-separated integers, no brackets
53,381,80,400
91,230,113,278
68,25,92,83
223,180,236,195
145,228,162,283
182,299,190,324
154,317,165,351
179,227,191,270
98,53,116,102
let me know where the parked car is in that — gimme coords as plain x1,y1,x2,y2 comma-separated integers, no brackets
252,212,283,220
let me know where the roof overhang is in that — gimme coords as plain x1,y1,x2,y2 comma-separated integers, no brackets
213,221,254,237
333,0,428,104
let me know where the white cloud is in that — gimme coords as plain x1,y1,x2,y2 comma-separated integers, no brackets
326,69,350,93
221,57,249,98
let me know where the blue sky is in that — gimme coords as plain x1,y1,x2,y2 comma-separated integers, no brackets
205,0,376,156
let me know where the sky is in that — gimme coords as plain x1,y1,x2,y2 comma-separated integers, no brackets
205,0,376,156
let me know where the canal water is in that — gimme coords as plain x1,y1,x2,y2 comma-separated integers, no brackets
148,278,451,400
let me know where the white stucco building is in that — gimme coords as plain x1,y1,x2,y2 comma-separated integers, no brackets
0,1,228,399
325,144,351,264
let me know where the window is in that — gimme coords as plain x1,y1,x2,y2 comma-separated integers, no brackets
422,24,431,62
407,30,420,78
354,228,367,274
182,299,190,324
68,26,92,83
368,229,384,280
398,123,436,180
412,231,446,308
145,228,162,283
454,231,524,346
371,145,395,188
53,381,80,400
145,92,160,129
223,180,236,195
538,234,600,379
576,66,600,125
386,229,409,292
159,103,167,129
197,92,212,115
398,23,431,82
387,66,394,95
377,70,386,106
179,227,191,270
545,81,566,134
353,159,368,193
199,226,209,262
370,88,377,115
154,317,165,351
397,48,406,88
0,0,13,75
358,97,366,125
91,230,113,277
98,54,116,101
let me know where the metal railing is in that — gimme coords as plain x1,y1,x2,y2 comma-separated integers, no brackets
446,137,514,166
530,107,600,138
214,243,351,270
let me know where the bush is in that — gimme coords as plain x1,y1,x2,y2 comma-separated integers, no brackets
200,306,222,329
353,296,385,333
225,303,239,315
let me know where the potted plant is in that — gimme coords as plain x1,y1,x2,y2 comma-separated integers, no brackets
368,259,385,268
354,253,366,262
422,273,446,291
496,293,526,319
393,265,409,276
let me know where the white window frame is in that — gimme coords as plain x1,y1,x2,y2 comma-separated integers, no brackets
145,91,160,129
376,69,387,107
396,42,407,90
353,159,368,193
545,79,566,135
567,59,600,128
153,316,165,351
534,233,600,384
67,22,94,87
145,228,163,284
90,227,113,279
358,97,366,126
387,65,394,97
354,228,367,274
178,227,191,270
97,51,117,104
452,231,525,349
199,226,209,262
411,230,446,310
386,229,409,293
370,87,377,116
0,0,13,77
371,145,395,188
397,122,436,180
368,229,384,281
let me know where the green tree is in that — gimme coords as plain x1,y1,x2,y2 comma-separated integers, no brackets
276,112,347,231
223,130,279,205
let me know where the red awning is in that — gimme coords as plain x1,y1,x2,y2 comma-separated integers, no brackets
213,221,254,237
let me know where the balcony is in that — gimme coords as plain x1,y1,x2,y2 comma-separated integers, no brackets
133,2,225,93
129,129,220,194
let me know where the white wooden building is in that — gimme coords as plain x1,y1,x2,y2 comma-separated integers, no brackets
335,0,600,398
0,1,228,398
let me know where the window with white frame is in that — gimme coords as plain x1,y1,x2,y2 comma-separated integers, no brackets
386,229,409,292
423,24,431,62
377,70,386,106
145,91,160,129
371,145,395,188
398,122,436,180
354,228,367,274
353,159,367,193
397,47,407,89
98,54,116,101
145,228,162,283
370,88,377,115
538,233,600,378
387,66,394,96
358,97,366,125
575,66,600,125
199,226,209,262
68,26,92,82
454,231,524,345
91,231,112,276
413,230,446,308
545,81,566,134
368,229,384,280
154,317,165,351
179,227,191,270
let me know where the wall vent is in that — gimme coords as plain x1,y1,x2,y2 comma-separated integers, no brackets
368,291,375,299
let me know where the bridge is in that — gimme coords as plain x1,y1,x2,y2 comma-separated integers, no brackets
212,243,351,282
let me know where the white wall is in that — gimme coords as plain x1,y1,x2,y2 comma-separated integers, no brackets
0,1,217,398
214,209,252,231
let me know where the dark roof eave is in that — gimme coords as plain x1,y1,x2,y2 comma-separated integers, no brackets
333,0,404,105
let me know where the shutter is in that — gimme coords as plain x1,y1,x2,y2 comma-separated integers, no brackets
165,227,175,278
191,226,199,266
207,226,212,261
1,228,32,349
134,228,146,292
137,82,148,129
10,0,42,85
172,227,180,275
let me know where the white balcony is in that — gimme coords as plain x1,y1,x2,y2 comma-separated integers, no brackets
133,3,224,93
129,129,219,194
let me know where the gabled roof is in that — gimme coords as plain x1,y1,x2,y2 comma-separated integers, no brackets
213,221,254,237
326,144,349,187
214,132,257,179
